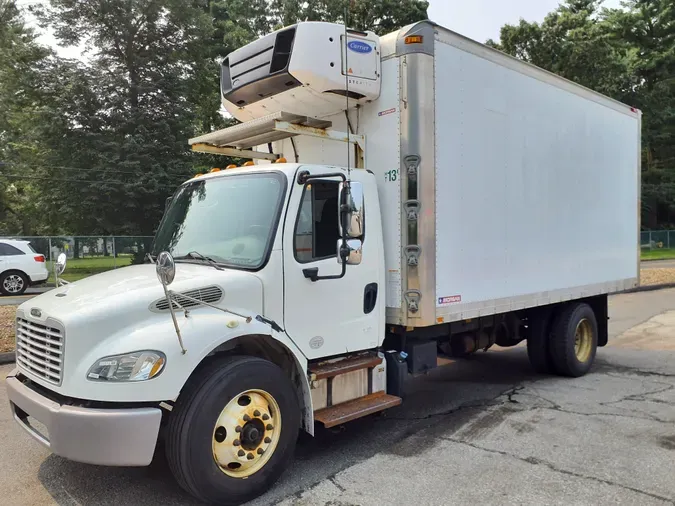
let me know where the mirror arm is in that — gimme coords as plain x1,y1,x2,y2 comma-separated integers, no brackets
303,261,347,283
163,286,187,354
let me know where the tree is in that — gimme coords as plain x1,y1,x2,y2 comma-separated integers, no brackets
270,0,429,35
30,0,215,236
0,1,52,234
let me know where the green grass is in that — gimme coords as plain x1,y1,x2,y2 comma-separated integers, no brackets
641,248,675,261
47,255,133,283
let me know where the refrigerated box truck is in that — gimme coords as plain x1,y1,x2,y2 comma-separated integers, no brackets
7,21,640,505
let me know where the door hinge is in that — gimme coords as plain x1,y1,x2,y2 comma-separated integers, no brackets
404,290,422,314
404,245,421,267
404,200,420,221
404,155,421,182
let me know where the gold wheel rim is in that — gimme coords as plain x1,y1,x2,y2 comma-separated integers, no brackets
574,318,593,363
212,389,282,478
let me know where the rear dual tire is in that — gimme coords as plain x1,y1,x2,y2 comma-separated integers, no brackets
527,302,598,377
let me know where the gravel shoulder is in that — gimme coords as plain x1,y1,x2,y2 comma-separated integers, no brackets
0,306,16,353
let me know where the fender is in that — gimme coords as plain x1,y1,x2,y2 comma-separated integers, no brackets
192,318,316,434
62,306,314,435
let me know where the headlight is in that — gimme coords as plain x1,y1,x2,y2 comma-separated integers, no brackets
87,351,166,382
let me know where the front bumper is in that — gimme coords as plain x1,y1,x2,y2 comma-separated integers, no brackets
6,370,162,466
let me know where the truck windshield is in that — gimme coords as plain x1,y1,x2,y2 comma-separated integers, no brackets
152,172,287,270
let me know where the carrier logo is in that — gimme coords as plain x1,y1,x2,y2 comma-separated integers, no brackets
347,40,373,54
30,308,42,318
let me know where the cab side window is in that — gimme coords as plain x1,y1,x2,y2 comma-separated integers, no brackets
294,181,340,262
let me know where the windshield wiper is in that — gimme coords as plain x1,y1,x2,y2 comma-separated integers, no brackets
175,251,224,271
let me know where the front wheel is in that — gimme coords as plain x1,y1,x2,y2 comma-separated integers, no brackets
166,356,300,505
549,303,598,377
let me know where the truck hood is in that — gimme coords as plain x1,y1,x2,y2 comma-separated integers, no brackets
19,263,264,326
15,263,265,399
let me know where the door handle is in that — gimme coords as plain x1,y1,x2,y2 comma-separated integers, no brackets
363,283,378,314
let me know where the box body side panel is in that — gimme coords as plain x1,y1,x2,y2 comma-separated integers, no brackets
433,38,639,322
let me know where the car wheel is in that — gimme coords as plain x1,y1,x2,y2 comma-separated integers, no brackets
1,271,28,296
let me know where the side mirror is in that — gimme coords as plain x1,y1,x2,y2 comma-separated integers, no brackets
337,239,363,266
55,253,67,275
338,182,364,239
156,251,176,286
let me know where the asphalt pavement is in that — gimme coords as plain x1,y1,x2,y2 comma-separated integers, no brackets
1,289,675,505
0,287,52,306
641,259,675,269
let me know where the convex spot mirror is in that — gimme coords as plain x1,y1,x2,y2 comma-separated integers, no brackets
156,251,176,286
337,239,363,266
55,253,67,275
338,181,364,239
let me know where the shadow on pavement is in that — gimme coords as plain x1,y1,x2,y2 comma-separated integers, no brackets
36,348,548,505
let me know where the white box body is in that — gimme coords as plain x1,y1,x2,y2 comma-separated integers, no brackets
243,21,641,328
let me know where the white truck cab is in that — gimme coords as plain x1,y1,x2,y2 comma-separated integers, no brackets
6,20,640,506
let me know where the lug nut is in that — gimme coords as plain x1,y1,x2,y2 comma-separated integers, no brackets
235,425,242,433
247,453,254,460
262,414,270,421
238,450,245,457
254,410,261,417
243,414,251,422
264,437,271,444
266,424,274,431
257,448,264,455
233,439,241,446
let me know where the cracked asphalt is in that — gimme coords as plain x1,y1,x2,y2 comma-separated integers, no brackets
2,288,675,505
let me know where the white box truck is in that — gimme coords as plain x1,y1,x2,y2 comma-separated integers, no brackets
6,21,640,505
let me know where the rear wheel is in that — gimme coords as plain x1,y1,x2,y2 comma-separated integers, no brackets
1,271,28,295
166,356,300,505
549,303,598,377
526,312,554,374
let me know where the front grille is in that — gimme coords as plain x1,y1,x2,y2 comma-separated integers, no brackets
153,285,224,312
15,318,64,386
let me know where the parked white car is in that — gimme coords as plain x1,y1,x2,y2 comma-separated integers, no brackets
0,239,49,295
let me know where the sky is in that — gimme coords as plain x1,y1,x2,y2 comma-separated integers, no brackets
19,0,625,58
428,0,623,43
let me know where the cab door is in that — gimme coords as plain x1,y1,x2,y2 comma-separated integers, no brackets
283,168,383,360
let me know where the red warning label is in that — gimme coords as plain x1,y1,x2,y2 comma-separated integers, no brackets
438,295,462,305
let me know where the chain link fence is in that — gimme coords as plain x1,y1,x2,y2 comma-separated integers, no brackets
641,230,675,250
1,236,153,283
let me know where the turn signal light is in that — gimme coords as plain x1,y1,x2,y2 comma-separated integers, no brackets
275,157,287,164
243,161,255,166
210,168,221,173
226,164,237,169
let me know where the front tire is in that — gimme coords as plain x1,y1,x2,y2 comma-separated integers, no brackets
1,271,28,295
166,356,300,505
549,303,598,377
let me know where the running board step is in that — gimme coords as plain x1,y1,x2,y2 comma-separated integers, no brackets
309,353,382,380
314,391,402,428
